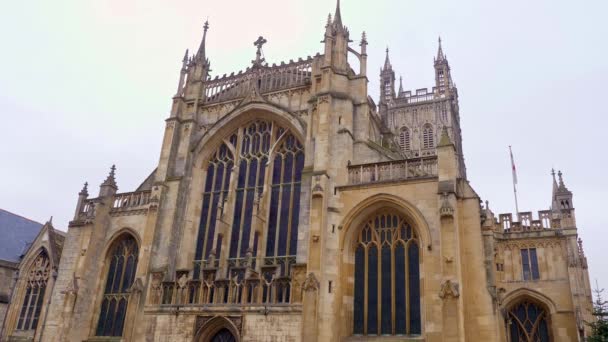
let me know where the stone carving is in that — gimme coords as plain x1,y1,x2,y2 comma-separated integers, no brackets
439,192,454,218
302,272,320,292
438,279,460,299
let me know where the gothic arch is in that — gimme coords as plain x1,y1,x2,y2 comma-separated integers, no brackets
191,103,306,167
340,194,432,258
195,316,240,342
339,194,430,337
102,228,142,259
501,290,555,342
91,231,140,338
501,288,558,315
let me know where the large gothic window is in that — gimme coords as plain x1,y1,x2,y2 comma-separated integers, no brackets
16,250,50,331
507,300,550,342
422,124,434,149
194,119,304,281
353,212,421,336
96,235,139,337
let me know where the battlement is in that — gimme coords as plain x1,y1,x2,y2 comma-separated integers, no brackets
391,87,450,106
495,208,576,233
200,55,315,105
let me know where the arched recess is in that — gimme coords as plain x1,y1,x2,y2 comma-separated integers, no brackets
195,316,240,342
340,194,432,256
501,288,558,315
92,231,140,338
191,102,306,168
501,290,556,342
339,194,431,338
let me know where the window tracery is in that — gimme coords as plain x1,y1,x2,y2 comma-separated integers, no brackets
16,250,50,331
507,300,550,342
353,212,421,336
399,127,411,152
193,119,304,304
95,235,138,337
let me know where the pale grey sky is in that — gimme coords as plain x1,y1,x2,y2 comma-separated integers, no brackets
1,0,607,287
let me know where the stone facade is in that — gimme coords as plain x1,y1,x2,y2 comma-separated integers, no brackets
6,2,592,341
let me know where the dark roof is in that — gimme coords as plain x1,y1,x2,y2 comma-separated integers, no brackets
0,209,43,263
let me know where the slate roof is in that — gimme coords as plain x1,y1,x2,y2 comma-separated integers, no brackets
0,208,43,263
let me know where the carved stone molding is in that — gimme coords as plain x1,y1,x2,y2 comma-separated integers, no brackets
439,193,454,218
438,279,460,299
302,272,320,292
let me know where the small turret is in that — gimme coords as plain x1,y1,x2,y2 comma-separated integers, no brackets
380,47,396,104
434,37,454,96
189,20,211,82
321,0,350,70
99,165,118,197
551,169,576,228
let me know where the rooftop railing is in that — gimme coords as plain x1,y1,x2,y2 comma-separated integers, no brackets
347,156,438,186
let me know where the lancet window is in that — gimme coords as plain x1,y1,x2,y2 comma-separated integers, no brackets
422,124,434,149
399,127,411,152
507,300,550,342
95,235,138,337
353,212,421,336
16,250,50,331
194,119,304,298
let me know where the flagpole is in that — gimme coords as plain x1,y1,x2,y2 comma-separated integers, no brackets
509,146,520,220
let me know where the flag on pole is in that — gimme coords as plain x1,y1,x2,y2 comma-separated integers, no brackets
509,146,517,185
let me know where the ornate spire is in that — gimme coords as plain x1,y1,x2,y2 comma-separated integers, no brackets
557,170,568,191
196,20,210,63
182,49,189,68
399,76,404,94
101,165,117,188
383,47,392,70
360,31,368,47
79,182,89,197
436,36,445,61
333,0,343,28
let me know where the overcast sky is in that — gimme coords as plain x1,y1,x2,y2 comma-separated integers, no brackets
1,0,607,287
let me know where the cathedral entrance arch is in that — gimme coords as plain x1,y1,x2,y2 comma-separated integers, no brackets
195,316,240,342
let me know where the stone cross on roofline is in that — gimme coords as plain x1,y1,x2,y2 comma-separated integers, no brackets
252,36,267,66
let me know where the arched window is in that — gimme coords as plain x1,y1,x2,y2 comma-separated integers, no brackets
353,212,421,336
194,119,304,281
16,250,50,331
507,300,550,342
422,124,434,149
399,127,411,152
96,235,139,337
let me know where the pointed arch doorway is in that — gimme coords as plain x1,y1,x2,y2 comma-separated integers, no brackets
210,328,236,342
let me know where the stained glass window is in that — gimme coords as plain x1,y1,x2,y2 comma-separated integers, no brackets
507,300,550,342
96,235,138,337
353,212,421,336
194,120,304,281
16,250,50,331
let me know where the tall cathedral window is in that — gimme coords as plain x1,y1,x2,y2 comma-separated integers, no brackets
16,250,50,331
353,212,421,336
507,300,550,342
422,124,434,149
194,119,304,279
399,127,411,152
96,235,138,337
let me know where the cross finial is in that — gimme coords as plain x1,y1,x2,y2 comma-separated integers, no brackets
253,36,267,66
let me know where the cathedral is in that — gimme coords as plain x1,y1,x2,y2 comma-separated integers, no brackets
0,1,593,341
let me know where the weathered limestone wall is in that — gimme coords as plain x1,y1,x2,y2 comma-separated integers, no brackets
242,313,302,342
